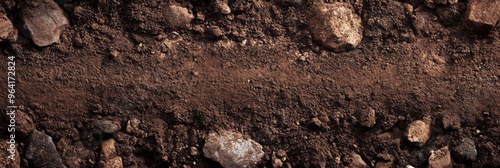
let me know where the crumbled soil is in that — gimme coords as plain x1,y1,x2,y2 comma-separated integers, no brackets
1,0,499,167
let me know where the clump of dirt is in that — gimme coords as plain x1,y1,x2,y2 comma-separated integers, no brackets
1,0,499,167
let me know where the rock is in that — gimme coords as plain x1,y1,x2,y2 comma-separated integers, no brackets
190,147,199,156
97,120,121,135
276,149,287,158
309,1,363,52
411,7,443,35
26,130,66,168
20,0,69,47
428,146,452,168
453,138,477,161
203,130,265,168
98,139,123,168
465,0,500,31
0,9,17,42
272,156,283,168
405,120,431,146
16,110,35,138
375,161,393,168
358,107,376,128
424,0,458,8
125,118,144,135
99,156,123,168
164,5,194,29
0,139,20,168
442,113,461,130
214,0,231,14
346,153,368,168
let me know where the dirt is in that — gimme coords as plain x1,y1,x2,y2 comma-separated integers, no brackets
1,0,499,167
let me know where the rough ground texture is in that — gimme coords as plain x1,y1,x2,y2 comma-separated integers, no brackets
0,0,499,167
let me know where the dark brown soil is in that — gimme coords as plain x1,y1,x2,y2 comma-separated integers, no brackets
1,0,499,167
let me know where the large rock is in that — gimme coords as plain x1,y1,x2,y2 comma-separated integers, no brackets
309,2,363,52
0,8,17,42
26,130,66,168
428,146,452,168
405,120,431,146
21,0,69,47
203,130,265,168
465,0,500,31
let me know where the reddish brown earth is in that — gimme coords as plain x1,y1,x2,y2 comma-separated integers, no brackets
1,0,499,167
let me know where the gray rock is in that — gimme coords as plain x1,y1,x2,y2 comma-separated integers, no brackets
465,0,500,31
309,1,363,52
428,146,452,168
203,130,265,168
21,0,69,47
453,138,477,161
26,130,66,168
0,9,17,42
97,120,121,135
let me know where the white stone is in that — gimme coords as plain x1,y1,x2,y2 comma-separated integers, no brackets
203,130,265,168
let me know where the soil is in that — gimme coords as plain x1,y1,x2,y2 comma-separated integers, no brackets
1,0,499,167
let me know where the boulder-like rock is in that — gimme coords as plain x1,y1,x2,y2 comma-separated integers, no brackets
428,146,452,168
203,130,265,168
0,9,17,42
21,0,69,47
405,120,431,146
26,130,66,168
465,0,500,31
309,2,363,52
453,138,477,161
164,5,194,29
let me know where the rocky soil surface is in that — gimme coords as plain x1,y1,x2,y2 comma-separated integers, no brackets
1,0,499,167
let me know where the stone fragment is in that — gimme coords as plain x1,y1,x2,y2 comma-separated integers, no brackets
21,0,69,47
203,130,265,168
465,0,500,31
26,130,66,168
405,120,431,146
428,146,452,168
214,0,231,14
453,138,477,161
346,153,368,168
424,0,458,8
16,110,35,138
0,139,20,168
358,107,376,128
97,120,121,135
0,9,17,42
309,2,363,52
98,139,123,168
164,5,194,29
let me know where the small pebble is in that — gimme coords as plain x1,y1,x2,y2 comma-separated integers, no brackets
453,138,477,161
406,120,431,146
428,146,451,168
